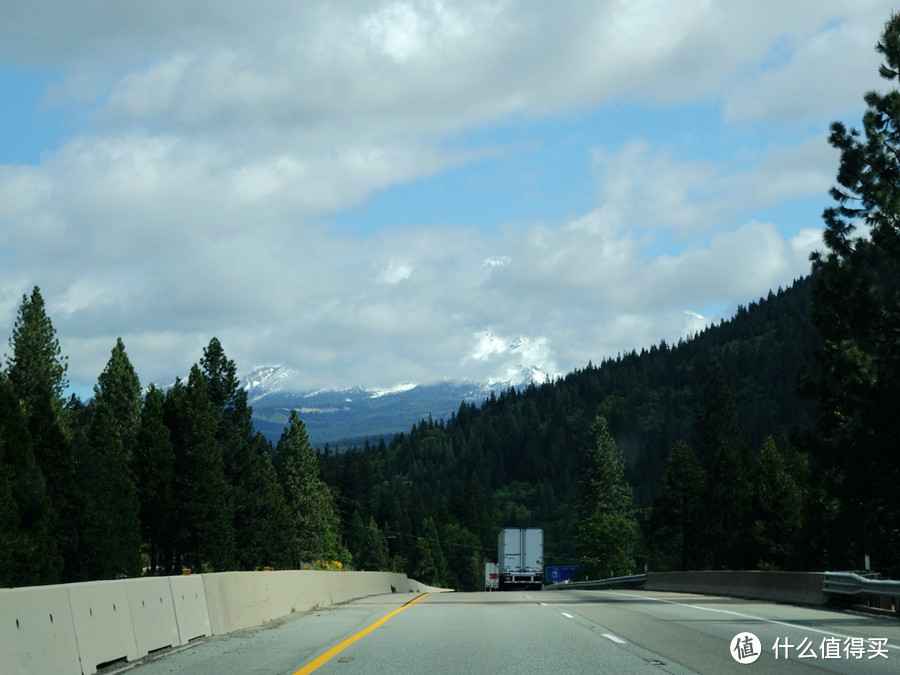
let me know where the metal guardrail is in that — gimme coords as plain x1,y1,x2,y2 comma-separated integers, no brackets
823,572,900,598
543,573,647,591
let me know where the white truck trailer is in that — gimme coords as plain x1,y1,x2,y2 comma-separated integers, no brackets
497,527,543,591
484,562,499,591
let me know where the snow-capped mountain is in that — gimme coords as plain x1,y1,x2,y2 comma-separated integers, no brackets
241,364,550,446
153,363,550,447
240,365,301,403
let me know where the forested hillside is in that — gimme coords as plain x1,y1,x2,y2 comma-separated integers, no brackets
0,274,820,591
318,275,821,588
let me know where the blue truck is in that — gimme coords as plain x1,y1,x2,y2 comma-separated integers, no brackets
545,565,580,584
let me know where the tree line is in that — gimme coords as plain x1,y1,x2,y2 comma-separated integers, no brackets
317,280,820,588
1,297,348,586
0,271,824,590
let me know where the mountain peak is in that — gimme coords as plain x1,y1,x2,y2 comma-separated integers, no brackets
241,365,300,402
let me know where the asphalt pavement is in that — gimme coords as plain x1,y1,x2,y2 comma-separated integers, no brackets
116,589,900,675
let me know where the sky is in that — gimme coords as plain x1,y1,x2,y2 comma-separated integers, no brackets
0,0,892,396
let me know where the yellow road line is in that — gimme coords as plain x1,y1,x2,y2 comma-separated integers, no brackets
294,593,430,674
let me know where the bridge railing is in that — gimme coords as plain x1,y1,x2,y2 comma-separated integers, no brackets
547,570,898,613
543,573,647,590
823,571,900,613
822,571,900,597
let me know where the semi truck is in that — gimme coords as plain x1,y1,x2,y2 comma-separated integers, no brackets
497,528,543,591
484,562,499,591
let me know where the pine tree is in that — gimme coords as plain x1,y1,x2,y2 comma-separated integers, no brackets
4,287,80,578
134,385,177,574
346,509,367,561
6,287,68,416
165,368,235,572
72,400,142,579
644,441,707,571
750,437,804,570
575,415,638,578
199,337,242,413
94,338,142,460
692,360,753,569
440,522,482,591
63,337,145,580
357,516,391,571
236,434,294,569
199,338,292,569
577,416,633,520
0,372,60,585
809,11,900,574
414,516,448,586
275,411,344,565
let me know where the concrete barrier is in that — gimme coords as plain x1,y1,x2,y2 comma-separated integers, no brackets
201,570,446,635
646,571,828,605
0,570,441,673
327,570,393,605
169,573,212,645
124,577,179,657
202,571,313,635
0,584,80,675
66,580,139,674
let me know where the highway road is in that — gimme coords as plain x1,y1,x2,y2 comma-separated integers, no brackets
118,589,900,674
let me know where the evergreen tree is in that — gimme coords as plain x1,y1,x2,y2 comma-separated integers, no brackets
275,411,344,565
809,11,900,574
199,338,293,569
346,509,368,562
575,415,638,578
692,360,753,569
166,368,235,572
134,385,177,574
750,437,804,570
577,416,633,520
454,471,492,550
0,372,60,585
6,287,68,415
235,434,295,569
72,400,142,579
644,441,707,571
4,287,80,579
199,337,242,412
357,516,391,571
440,522,483,591
414,516,448,586
94,338,142,460
63,337,145,580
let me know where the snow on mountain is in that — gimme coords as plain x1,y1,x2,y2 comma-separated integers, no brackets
153,359,551,445
486,365,551,390
368,382,418,398
247,367,551,445
240,359,548,403
240,365,300,402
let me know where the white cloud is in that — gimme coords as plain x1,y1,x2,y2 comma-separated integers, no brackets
0,126,831,389
724,11,887,125
0,0,880,393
